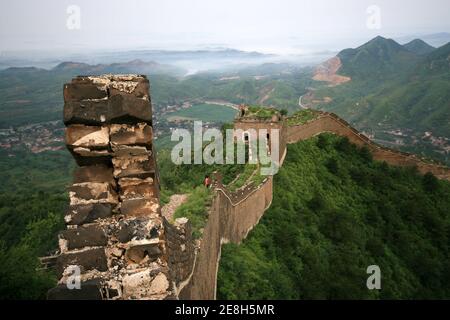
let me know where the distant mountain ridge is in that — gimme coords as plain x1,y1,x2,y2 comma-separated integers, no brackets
337,36,420,80
53,59,185,76
335,36,448,80
397,32,450,48
312,36,450,161
403,39,435,55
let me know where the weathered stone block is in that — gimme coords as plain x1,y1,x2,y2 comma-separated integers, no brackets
109,94,152,124
47,278,103,300
120,197,160,217
115,218,161,243
125,239,161,263
64,99,109,125
69,182,118,206
61,224,107,250
110,123,152,146
118,177,156,200
111,145,150,157
112,154,155,178
65,125,109,149
109,78,149,98
65,203,114,225
122,270,152,298
64,81,108,102
122,270,169,299
69,147,111,166
116,221,135,243
56,247,108,277
73,164,115,185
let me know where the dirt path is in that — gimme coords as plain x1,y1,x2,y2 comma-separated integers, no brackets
161,194,188,221
298,95,307,109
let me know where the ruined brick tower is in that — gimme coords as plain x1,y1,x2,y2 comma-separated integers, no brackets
234,105,288,165
47,75,195,300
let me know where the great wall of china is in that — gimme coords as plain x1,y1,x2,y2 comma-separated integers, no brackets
45,75,450,300
287,112,450,180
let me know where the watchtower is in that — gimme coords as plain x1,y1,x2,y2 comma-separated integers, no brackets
234,105,287,165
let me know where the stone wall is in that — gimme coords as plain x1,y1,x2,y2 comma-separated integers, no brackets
180,176,273,299
287,112,450,180
47,75,195,300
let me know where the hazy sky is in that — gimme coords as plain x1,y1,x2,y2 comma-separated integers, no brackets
1,0,449,54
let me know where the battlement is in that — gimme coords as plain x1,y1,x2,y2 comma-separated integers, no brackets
235,105,282,123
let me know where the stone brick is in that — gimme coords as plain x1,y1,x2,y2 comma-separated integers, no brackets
112,154,155,178
125,239,161,263
56,247,108,277
118,177,156,200
47,278,103,300
122,271,169,299
73,164,115,185
69,182,118,205
65,203,114,225
111,145,150,157
64,99,110,125
69,147,111,166
110,123,152,147
120,197,160,217
61,224,107,250
115,218,161,243
109,78,149,98
64,81,108,102
148,273,169,295
122,270,152,298
116,221,135,243
109,94,152,124
65,125,109,149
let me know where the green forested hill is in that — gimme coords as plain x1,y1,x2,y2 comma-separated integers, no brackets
0,148,74,299
337,36,419,81
218,134,450,299
403,39,436,55
315,37,450,163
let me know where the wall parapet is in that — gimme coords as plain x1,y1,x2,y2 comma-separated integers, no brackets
287,111,450,180
179,175,273,299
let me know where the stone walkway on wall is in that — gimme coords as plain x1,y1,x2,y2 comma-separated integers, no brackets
162,194,188,221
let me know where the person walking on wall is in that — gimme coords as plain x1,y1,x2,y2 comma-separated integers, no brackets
204,175,212,188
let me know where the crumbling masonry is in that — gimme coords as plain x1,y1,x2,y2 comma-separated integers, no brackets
47,75,195,299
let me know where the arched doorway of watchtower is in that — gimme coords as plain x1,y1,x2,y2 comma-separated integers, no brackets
266,133,271,155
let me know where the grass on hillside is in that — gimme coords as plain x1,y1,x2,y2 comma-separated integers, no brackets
172,186,212,239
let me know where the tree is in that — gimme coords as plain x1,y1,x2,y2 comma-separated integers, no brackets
422,172,439,193
326,158,339,175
